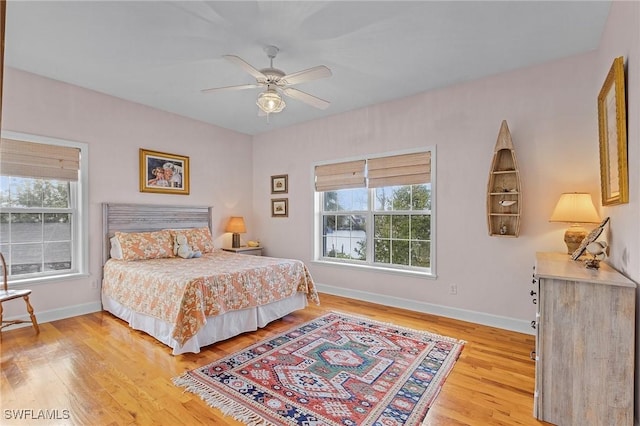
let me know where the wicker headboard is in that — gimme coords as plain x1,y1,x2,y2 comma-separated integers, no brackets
102,203,213,264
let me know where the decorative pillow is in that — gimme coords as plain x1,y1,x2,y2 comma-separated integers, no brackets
186,227,215,253
169,227,214,254
109,236,124,260
115,230,175,261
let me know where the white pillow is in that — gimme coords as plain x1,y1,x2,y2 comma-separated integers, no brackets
110,236,123,260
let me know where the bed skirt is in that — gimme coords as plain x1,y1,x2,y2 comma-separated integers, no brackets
101,293,308,355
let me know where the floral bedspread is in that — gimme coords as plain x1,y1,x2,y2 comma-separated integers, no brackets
102,250,319,345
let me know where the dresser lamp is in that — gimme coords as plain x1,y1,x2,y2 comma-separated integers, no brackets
225,216,246,248
549,193,600,254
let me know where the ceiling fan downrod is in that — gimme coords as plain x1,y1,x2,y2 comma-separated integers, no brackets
264,45,279,68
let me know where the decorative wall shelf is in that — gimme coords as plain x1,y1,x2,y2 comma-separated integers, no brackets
487,120,522,237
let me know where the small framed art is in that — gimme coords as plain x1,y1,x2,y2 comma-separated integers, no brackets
597,56,628,206
271,198,288,217
139,148,190,195
271,174,288,194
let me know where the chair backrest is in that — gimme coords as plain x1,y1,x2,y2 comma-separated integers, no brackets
0,252,7,292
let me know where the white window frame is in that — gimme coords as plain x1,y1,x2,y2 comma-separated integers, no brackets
313,147,436,278
1,131,89,286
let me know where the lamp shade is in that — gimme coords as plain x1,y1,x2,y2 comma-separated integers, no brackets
256,88,286,114
549,193,600,223
225,216,246,233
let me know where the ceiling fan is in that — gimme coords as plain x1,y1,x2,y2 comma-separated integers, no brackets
201,45,332,116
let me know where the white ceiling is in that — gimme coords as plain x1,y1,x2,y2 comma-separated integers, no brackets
5,1,611,136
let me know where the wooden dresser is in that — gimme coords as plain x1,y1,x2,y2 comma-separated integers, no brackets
532,252,636,425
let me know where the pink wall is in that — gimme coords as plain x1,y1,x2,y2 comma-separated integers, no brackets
252,2,639,418
252,50,601,329
1,68,254,319
597,2,640,280
2,6,638,416
1,23,631,330
594,1,640,420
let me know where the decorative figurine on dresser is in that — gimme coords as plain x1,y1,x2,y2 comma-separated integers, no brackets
531,252,636,425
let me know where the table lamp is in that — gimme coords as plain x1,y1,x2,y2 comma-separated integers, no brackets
225,216,246,248
549,193,600,254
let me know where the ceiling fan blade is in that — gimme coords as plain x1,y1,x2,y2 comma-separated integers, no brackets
282,87,330,110
281,65,332,86
201,83,261,94
223,55,266,80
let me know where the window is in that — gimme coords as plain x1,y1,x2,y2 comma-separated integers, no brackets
315,149,434,275
0,132,88,283
372,184,431,267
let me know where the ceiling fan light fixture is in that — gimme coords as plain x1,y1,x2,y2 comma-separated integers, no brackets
256,88,286,114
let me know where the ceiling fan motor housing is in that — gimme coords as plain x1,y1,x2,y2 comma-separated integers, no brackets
258,67,285,85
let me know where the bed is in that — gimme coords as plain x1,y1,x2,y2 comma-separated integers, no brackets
101,203,319,355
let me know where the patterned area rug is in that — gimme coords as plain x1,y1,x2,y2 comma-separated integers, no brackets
174,312,464,426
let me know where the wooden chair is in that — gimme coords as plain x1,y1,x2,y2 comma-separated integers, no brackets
0,252,39,333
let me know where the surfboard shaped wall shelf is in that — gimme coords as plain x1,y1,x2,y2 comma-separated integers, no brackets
487,120,522,237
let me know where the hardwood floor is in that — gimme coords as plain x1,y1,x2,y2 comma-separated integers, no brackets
0,293,550,425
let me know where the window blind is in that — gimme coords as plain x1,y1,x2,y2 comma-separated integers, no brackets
367,151,431,188
314,160,366,192
0,138,80,181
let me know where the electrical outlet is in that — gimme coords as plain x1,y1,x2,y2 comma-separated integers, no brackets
450,284,457,295
91,280,99,289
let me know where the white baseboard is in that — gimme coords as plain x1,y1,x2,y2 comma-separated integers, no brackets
4,287,534,336
2,301,102,330
315,283,534,335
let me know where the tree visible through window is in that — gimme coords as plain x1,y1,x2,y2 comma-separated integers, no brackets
322,188,368,260
320,183,431,271
373,184,430,267
316,150,433,273
0,134,87,282
0,178,73,275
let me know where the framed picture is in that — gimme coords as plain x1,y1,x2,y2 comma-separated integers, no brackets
597,56,628,206
271,174,288,194
139,148,190,195
271,198,288,217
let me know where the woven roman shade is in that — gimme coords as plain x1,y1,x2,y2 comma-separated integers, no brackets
0,138,80,181
367,151,431,188
314,160,366,192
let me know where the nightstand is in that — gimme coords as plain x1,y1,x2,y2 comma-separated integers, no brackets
222,246,263,256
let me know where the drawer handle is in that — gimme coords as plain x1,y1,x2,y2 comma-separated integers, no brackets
531,278,537,284
530,350,536,361
530,290,536,296
532,298,537,305
530,320,536,329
